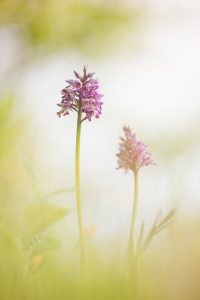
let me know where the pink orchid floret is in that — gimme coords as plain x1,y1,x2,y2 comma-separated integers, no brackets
57,66,103,122
117,126,155,173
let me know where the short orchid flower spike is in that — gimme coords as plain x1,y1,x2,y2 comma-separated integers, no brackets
117,126,155,173
57,66,103,122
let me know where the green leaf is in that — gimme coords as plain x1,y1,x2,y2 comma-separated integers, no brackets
22,235,61,256
19,151,37,184
138,208,176,255
157,209,176,229
137,221,145,253
24,202,71,234
155,221,174,234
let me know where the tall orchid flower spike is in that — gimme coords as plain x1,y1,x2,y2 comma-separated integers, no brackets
57,66,103,276
117,126,155,282
57,65,103,122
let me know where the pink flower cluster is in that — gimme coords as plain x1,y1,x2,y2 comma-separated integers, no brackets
57,66,103,121
117,127,155,172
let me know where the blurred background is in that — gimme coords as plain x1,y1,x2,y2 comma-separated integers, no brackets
0,0,200,299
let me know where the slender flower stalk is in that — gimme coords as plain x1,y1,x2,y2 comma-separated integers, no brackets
57,66,103,275
128,171,138,257
128,170,139,285
117,126,155,281
75,108,84,275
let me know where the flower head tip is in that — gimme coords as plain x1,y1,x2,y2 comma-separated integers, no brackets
57,66,103,122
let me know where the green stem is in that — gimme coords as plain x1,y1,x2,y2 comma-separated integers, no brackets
128,171,139,281
128,171,139,254
75,108,84,275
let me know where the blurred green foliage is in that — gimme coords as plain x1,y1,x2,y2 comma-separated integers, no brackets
0,96,27,220
0,95,199,300
0,2,199,298
0,0,138,55
0,218,200,300
0,96,72,298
